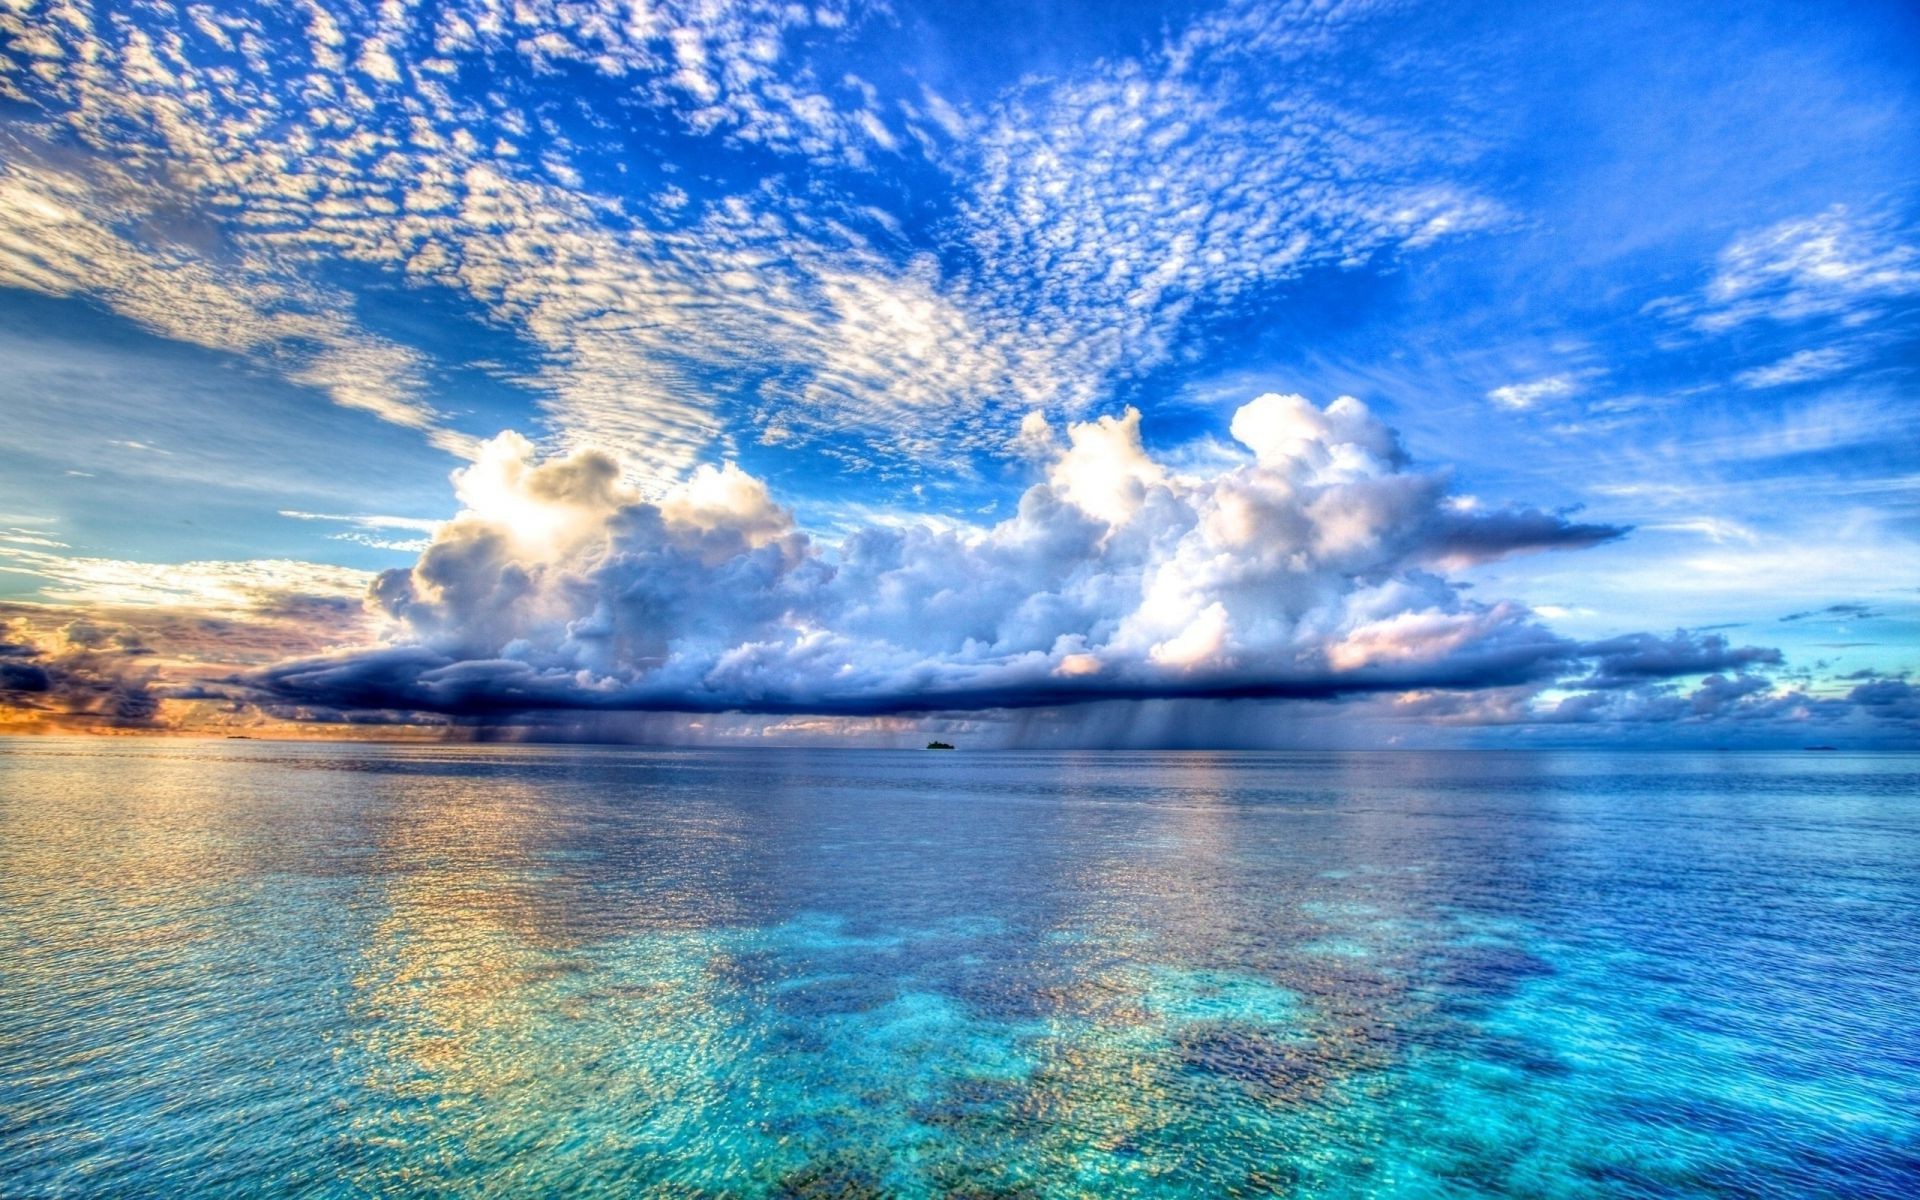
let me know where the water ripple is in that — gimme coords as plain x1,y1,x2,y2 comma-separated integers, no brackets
2,742,1917,1197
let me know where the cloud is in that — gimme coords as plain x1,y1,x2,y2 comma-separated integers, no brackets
955,5,1505,425
0,159,465,452
0,582,383,733
1664,206,1920,332
0,528,68,549
1846,678,1920,722
0,547,372,611
0,544,382,732
3,4,1905,748
1007,410,1058,462
1734,346,1860,389
1780,602,1880,623
1421,506,1626,568
0,0,1504,484
279,510,441,552
1,1,898,478
0,618,162,728
1573,629,1782,689
471,0,895,168
1399,666,1915,745
1,594,371,667
246,394,1632,719
1643,517,1759,545
1519,670,1920,743
1487,375,1578,410
1380,662,1919,746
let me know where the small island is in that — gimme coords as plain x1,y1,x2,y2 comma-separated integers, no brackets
925,741,955,750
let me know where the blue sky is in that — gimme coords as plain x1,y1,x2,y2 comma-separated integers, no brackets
0,0,1915,745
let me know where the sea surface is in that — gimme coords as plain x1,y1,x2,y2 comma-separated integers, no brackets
1,740,1916,1198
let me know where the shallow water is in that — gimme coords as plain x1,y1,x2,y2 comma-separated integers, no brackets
1,740,1916,1198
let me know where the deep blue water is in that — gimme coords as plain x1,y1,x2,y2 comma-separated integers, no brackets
1,741,1917,1198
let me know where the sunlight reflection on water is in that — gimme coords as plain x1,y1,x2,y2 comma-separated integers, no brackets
2,741,1917,1197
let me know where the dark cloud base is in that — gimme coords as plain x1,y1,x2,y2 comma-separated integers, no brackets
232,632,1920,751
245,638,1578,719
4,399,1910,747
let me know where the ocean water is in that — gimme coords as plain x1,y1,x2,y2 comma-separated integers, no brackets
1,741,1916,1198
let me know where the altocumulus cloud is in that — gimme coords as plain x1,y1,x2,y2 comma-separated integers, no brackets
252,394,1636,719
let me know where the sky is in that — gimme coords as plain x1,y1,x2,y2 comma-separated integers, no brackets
0,0,1916,747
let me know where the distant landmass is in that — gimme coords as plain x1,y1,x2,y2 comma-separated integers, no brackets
925,741,955,750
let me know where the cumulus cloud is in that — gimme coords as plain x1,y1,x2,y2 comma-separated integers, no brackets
0,618,163,729
0,577,381,733
1376,662,1919,748
251,394,1632,718
1846,678,1920,723
1524,670,1919,742
1573,629,1783,689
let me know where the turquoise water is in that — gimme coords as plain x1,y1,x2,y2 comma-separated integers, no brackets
1,742,1916,1197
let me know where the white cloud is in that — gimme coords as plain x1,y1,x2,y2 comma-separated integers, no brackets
957,14,1504,425
1046,408,1167,528
1487,375,1578,410
279,510,441,552
1663,396,1905,465
1734,346,1858,389
254,395,1626,716
1645,517,1760,545
0,158,454,444
0,0,1505,485
0,546,372,611
1007,410,1058,462
0,529,68,548
1682,206,1920,331
279,510,442,532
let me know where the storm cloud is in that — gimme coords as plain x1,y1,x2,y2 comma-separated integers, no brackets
249,394,1640,720
1575,630,1784,689
0,619,162,728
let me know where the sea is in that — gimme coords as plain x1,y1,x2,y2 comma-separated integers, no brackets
1,739,1916,1198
